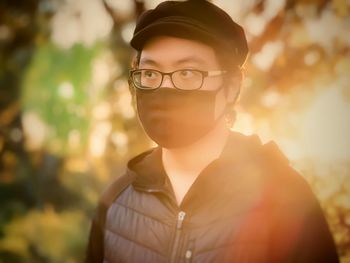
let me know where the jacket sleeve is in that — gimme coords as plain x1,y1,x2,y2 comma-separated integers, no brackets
268,170,340,263
85,172,136,263
85,206,105,263
293,197,339,263
262,142,339,262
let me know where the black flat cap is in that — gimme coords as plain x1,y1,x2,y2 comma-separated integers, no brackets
130,0,248,67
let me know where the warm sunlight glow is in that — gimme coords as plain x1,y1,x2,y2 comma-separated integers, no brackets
301,86,350,161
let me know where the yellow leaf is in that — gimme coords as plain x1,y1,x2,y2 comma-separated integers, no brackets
332,0,349,16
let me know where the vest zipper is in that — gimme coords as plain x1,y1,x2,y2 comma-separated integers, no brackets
185,238,195,263
170,211,186,263
185,249,193,263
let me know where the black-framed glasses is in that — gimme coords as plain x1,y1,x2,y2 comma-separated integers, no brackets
129,69,227,91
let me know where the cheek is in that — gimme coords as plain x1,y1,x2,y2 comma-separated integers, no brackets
214,90,228,119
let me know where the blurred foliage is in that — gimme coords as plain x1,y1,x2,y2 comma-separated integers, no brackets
21,43,101,155
0,208,88,263
0,0,349,262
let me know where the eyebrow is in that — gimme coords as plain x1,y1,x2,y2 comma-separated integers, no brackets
139,58,159,67
139,56,207,68
175,56,206,66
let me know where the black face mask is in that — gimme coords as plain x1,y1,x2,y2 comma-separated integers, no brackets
136,87,226,149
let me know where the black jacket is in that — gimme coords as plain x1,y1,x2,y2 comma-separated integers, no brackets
86,132,339,263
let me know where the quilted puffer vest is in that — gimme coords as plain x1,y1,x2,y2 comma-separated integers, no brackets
104,176,270,263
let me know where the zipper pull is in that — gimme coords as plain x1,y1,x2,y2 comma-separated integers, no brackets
176,211,186,229
185,249,192,263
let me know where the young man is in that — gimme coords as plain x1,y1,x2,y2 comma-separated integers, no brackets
87,1,339,262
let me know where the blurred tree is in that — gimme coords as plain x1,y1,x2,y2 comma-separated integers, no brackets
0,0,103,261
0,0,39,233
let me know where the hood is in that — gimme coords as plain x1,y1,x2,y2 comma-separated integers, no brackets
126,131,290,193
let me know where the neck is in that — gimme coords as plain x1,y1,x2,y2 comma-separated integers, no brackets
162,118,230,176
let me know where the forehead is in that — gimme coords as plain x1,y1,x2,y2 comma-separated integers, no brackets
139,36,220,69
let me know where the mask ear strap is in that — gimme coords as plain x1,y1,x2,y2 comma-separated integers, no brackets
223,85,240,128
225,109,236,128
213,73,240,124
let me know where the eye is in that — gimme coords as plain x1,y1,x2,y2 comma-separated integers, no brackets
178,69,195,78
142,70,157,79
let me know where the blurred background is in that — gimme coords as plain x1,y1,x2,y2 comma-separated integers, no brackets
0,0,349,262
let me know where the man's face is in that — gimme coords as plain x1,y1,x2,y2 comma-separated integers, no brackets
138,36,234,119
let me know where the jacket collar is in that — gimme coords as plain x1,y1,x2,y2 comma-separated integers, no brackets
127,131,290,211
128,132,267,191
128,146,166,192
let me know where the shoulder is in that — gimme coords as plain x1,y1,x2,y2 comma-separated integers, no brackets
97,147,157,211
257,140,318,209
99,172,136,208
259,144,339,261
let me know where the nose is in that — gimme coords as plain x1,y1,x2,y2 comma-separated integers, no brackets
160,74,175,89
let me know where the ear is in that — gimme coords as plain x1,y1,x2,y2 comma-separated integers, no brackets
226,69,243,104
